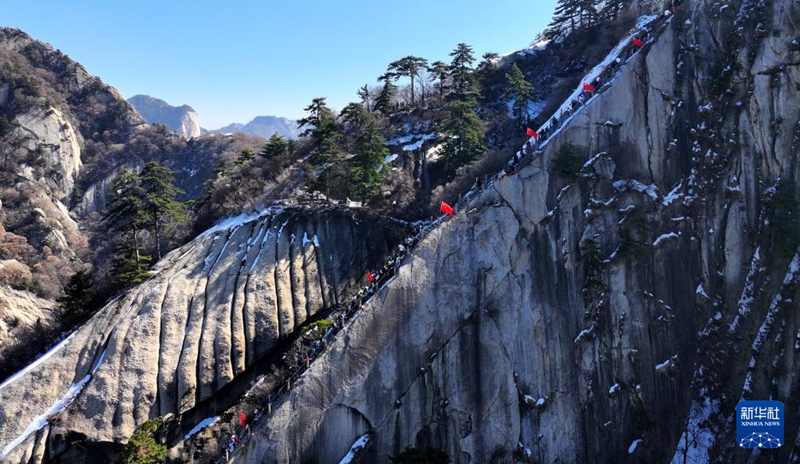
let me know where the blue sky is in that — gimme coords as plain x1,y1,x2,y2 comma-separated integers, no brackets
2,1,556,129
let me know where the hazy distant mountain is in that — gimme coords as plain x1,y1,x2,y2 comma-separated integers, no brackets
211,115,300,139
128,94,202,139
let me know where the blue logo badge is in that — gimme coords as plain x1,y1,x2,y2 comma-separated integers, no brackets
736,400,784,449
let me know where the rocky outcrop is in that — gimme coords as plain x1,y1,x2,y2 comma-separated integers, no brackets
0,284,57,352
128,94,202,139
2,1,800,463
239,1,800,463
0,207,404,462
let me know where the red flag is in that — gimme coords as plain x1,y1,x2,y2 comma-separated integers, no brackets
367,270,374,282
632,38,644,47
526,127,538,139
440,201,454,215
582,83,595,92
240,411,247,428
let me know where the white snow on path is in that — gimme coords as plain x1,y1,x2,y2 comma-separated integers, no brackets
523,15,660,149
198,208,282,240
184,416,219,440
0,374,91,459
0,332,76,391
653,232,679,247
338,433,370,464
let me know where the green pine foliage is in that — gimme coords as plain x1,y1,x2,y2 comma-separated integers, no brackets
119,418,167,464
373,74,398,116
57,271,96,323
340,103,388,199
139,162,187,260
110,240,152,287
297,97,343,165
544,0,628,40
441,100,486,169
235,148,256,166
447,43,479,103
260,133,289,160
104,169,146,236
387,56,428,106
104,163,185,285
428,60,449,100
551,142,584,178
357,84,371,112
505,63,534,123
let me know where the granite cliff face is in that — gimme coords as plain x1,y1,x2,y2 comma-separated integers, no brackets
0,207,404,462
2,0,800,463
128,94,203,139
234,1,800,463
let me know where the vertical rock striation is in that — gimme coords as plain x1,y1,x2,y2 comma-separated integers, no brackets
242,1,800,463
0,207,402,462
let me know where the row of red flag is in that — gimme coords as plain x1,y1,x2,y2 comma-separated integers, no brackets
524,37,644,141
366,35,640,284
364,201,455,282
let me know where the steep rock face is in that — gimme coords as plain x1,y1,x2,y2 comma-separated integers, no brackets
0,207,404,462
242,1,800,463
128,94,202,139
0,284,57,350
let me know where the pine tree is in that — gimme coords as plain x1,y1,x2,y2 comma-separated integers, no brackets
357,84,371,112
340,102,370,141
260,133,289,160
120,418,167,464
110,238,152,286
373,73,397,116
57,271,95,323
297,97,343,165
387,56,429,106
545,0,601,39
428,61,449,100
441,100,485,169
505,63,534,123
448,43,480,103
341,104,388,199
139,162,186,260
105,170,145,234
599,0,629,21
478,52,500,72
577,0,599,27
235,148,255,166
105,169,148,273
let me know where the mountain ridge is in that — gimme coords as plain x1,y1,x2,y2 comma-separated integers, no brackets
210,114,300,139
127,94,202,139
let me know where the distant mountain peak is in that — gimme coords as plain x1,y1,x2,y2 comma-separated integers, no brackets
128,94,202,139
210,115,299,139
